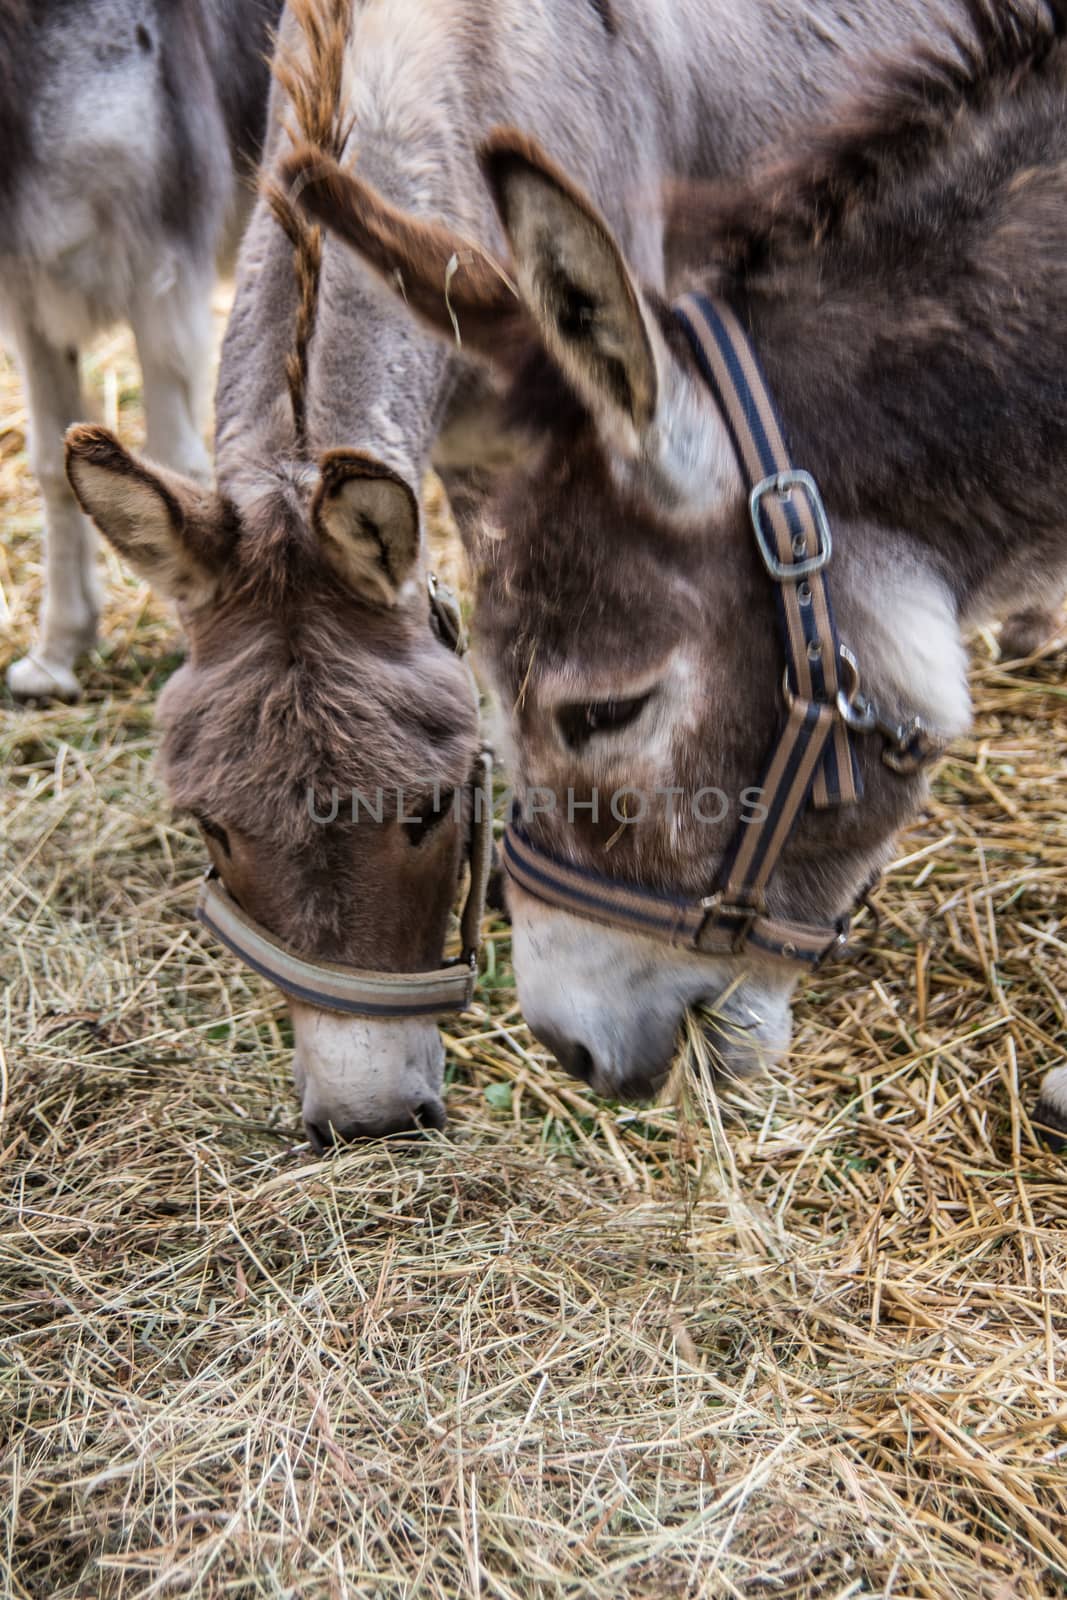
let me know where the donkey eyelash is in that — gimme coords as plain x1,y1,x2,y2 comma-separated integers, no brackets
403,788,457,848
556,691,654,752
193,812,231,857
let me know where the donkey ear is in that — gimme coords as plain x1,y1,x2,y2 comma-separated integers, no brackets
312,451,420,607
480,129,661,451
65,425,233,604
480,129,736,519
280,144,527,361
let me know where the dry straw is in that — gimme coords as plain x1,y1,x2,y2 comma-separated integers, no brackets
1,325,1065,1599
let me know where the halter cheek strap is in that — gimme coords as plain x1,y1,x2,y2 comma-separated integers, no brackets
503,293,941,964
672,293,858,930
195,579,495,1018
675,298,861,802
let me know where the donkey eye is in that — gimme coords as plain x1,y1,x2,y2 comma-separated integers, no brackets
403,789,456,847
194,813,231,857
557,692,653,752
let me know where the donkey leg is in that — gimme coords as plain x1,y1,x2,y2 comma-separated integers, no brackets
7,330,101,702
131,266,214,484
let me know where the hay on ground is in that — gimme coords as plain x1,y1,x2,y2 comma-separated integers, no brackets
1,323,1065,1600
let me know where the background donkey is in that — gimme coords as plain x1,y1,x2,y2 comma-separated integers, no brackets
0,0,282,702
286,1,1067,1142
66,0,989,1148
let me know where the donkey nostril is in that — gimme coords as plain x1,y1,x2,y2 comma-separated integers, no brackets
305,1120,331,1156
305,1099,446,1151
414,1099,447,1132
539,1032,595,1084
566,1043,594,1083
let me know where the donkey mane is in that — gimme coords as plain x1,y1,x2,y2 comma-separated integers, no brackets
671,0,1067,275
265,0,354,449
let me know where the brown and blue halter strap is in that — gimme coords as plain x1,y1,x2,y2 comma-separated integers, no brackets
502,819,842,964
503,293,868,965
671,292,861,916
674,297,859,788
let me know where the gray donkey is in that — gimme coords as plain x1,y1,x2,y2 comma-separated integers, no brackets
67,0,1004,1149
286,1,1067,1146
1,0,282,702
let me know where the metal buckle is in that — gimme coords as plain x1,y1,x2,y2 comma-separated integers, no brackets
698,892,761,954
750,469,833,581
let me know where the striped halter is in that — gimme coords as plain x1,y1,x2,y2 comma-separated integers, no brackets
503,294,939,966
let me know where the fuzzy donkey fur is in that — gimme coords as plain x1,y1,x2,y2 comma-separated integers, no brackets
1,0,281,702
67,0,992,1147
287,0,1067,1143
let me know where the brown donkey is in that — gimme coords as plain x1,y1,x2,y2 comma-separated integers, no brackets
286,0,1067,1142
65,0,987,1147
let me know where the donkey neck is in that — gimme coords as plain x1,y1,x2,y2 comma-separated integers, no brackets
712,77,1067,627
215,0,981,524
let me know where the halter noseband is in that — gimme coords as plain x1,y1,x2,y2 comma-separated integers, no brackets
195,578,494,1018
503,293,941,966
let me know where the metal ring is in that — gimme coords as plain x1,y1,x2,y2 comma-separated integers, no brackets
838,644,861,699
836,687,878,732
835,645,878,731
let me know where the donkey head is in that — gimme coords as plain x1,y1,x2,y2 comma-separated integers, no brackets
66,425,481,1146
287,132,971,1102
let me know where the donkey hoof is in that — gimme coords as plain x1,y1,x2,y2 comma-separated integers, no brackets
6,652,83,703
